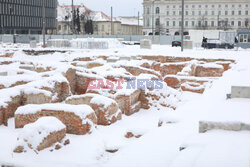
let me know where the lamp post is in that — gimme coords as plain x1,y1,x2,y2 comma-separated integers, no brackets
181,0,184,52
42,0,46,47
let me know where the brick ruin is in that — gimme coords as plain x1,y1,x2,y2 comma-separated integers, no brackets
0,50,235,139
15,104,97,135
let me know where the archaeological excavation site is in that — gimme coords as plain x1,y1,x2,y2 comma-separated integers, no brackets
0,43,249,167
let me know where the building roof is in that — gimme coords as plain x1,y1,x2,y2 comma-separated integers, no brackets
116,17,143,26
57,5,91,22
57,4,142,25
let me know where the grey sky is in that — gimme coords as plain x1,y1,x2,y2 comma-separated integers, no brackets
59,0,143,17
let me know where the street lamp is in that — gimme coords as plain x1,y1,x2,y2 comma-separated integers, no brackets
181,0,184,52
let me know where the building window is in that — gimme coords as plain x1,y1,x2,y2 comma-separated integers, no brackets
185,11,188,15
211,21,214,27
173,11,176,15
205,11,208,15
173,5,176,8
199,5,201,8
192,5,195,8
246,11,248,15
173,21,176,26
218,11,221,15
231,21,234,26
102,25,104,31
225,4,228,8
232,11,235,15
245,19,249,27
166,5,169,8
238,21,242,26
232,4,235,8
179,21,182,26
185,21,188,26
179,11,182,16
156,7,160,14
239,4,242,8
212,5,215,8
205,5,208,8
225,11,228,15
192,11,195,15
147,8,150,14
246,4,249,8
205,21,208,27
155,18,160,25
186,5,188,8
198,21,201,27
166,11,169,15
239,11,241,15
166,21,169,26
199,11,201,15
218,4,221,8
212,11,215,15
146,18,150,26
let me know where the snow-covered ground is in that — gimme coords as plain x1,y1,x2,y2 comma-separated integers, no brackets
0,43,250,167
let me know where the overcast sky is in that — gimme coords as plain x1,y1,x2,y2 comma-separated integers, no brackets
59,0,143,17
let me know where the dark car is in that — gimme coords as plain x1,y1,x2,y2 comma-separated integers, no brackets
172,40,181,47
202,39,234,49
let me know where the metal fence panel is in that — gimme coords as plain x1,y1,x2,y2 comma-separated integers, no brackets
0,34,179,45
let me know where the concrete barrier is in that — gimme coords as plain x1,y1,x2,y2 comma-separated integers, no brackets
30,40,37,48
199,121,250,133
183,40,193,49
231,86,250,98
19,65,35,71
140,39,152,49
0,72,8,76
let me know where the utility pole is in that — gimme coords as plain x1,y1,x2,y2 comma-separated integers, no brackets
42,0,46,47
138,11,140,35
181,0,184,52
71,0,74,35
152,1,155,35
111,6,113,35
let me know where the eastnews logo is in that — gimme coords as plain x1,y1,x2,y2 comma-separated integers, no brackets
87,77,163,90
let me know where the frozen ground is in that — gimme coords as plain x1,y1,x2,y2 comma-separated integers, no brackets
0,44,250,167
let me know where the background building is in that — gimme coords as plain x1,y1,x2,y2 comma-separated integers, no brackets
143,0,250,35
0,0,57,34
57,5,143,35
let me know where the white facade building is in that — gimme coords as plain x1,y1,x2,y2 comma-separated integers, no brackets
143,0,250,35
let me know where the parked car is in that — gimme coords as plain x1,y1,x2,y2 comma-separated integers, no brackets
202,39,234,49
172,40,181,47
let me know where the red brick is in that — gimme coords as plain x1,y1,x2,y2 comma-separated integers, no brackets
195,65,224,77
164,76,180,89
160,63,187,76
15,104,97,135
66,94,122,125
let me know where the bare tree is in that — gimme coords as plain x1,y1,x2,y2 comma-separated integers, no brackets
197,15,208,30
